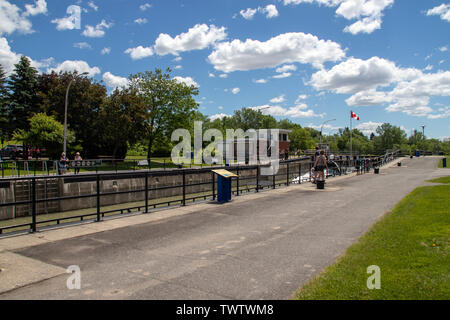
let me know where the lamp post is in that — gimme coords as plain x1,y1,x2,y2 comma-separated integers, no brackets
63,72,89,155
320,119,336,144
420,125,425,156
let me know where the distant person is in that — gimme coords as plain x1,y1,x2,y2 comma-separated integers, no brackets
74,152,82,175
314,150,328,182
58,152,68,175
312,146,320,183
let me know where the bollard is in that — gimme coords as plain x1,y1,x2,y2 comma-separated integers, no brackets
374,168,379,174
397,162,401,167
316,179,325,189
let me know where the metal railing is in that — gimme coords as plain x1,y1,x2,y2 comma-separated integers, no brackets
0,153,400,236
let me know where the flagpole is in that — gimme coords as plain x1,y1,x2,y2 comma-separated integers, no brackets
350,111,352,157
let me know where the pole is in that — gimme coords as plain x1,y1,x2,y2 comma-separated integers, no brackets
63,79,74,155
350,114,352,158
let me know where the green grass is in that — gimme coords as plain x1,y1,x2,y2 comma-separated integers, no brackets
427,176,450,184
295,184,450,300
438,158,448,169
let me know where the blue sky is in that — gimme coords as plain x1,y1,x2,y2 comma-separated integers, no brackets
1,0,449,139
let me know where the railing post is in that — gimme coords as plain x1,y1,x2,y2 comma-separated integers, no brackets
182,170,186,206
236,166,240,196
31,178,37,233
96,174,101,222
286,162,290,186
212,171,215,200
145,172,149,213
299,163,301,184
272,172,276,189
256,165,259,192
309,162,312,182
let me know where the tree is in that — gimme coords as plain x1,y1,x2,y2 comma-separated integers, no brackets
129,68,199,159
97,88,147,159
36,71,107,157
374,123,407,153
0,65,8,146
13,113,76,159
7,56,39,132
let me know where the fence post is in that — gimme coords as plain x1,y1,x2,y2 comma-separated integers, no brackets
145,172,149,213
182,170,186,206
299,163,301,184
236,166,240,196
31,178,37,233
96,174,101,222
286,162,290,186
309,162,312,182
212,171,215,200
272,172,276,189
256,165,259,192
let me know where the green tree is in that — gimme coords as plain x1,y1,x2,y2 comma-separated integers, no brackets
374,123,407,153
0,65,9,146
129,68,199,159
98,88,147,159
7,56,39,132
13,113,76,159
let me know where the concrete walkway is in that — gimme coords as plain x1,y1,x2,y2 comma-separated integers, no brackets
0,156,447,299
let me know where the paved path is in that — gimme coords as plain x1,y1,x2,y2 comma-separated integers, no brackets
0,157,447,299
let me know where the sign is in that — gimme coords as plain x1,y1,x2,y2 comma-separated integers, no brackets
211,169,238,178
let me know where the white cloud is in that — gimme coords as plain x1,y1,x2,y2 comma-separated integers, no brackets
251,104,325,118
82,19,113,38
134,18,148,25
208,32,345,73
439,45,448,52
209,113,229,121
270,94,286,103
24,0,47,17
88,1,98,11
273,72,292,79
424,65,433,71
0,36,20,74
73,42,91,49
355,121,383,135
232,87,240,94
48,60,100,76
173,76,199,87
314,56,450,118
173,56,182,62
51,5,81,31
427,106,450,119
284,0,394,34
240,5,279,19
0,0,35,35
140,3,151,11
276,64,297,73
426,3,450,22
101,47,111,55
208,72,215,78
102,72,129,89
154,24,227,56
219,73,228,78
174,65,182,70
253,78,268,84
124,46,153,60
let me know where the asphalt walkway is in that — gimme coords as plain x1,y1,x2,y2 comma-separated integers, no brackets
0,156,447,299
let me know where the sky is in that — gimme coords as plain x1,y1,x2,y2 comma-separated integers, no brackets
1,0,449,140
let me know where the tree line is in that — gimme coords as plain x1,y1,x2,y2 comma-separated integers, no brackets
0,56,448,160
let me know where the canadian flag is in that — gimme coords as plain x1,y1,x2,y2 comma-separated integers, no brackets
351,111,359,120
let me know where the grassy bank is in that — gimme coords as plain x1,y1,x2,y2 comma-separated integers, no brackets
295,180,450,300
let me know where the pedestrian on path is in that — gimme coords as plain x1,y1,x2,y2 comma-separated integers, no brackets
74,152,82,175
314,150,328,182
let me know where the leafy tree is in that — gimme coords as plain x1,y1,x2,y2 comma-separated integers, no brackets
0,65,9,146
36,71,107,157
129,68,199,159
13,113,76,159
373,123,407,152
7,56,39,132
97,88,147,159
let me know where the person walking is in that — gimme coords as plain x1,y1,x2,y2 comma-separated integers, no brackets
314,150,328,182
74,152,82,175
311,146,320,183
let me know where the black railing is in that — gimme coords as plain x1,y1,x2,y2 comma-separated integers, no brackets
0,153,400,236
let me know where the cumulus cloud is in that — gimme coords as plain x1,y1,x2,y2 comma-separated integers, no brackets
240,5,279,19
439,45,448,52
231,87,240,94
101,47,111,55
73,42,91,49
312,56,450,117
426,3,450,22
124,46,153,60
251,104,325,118
173,76,199,87
102,72,129,89
0,0,48,35
253,78,268,84
48,60,101,76
0,36,21,74
82,19,113,38
88,1,98,12
270,95,286,103
134,18,148,25
51,5,82,31
140,3,151,11
208,32,345,73
209,113,230,121
355,121,383,135
273,72,292,79
154,24,227,56
284,0,394,34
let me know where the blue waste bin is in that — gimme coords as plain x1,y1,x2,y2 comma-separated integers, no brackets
415,150,420,157
443,158,447,168
217,175,232,203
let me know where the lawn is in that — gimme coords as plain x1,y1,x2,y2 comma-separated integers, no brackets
295,182,450,300
427,176,450,184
